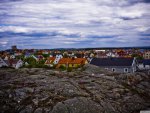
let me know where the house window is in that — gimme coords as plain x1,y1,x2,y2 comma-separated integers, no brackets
124,68,128,73
112,68,116,72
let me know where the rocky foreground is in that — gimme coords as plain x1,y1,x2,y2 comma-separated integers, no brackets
0,65,150,113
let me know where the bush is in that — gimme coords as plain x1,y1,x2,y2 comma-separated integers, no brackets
67,67,72,72
74,65,82,69
24,57,36,65
42,54,50,58
38,59,46,65
59,65,66,71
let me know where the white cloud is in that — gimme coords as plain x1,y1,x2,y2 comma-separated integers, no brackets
0,26,30,33
0,41,8,45
0,0,150,49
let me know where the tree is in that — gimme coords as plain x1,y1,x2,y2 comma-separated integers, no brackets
42,54,50,58
131,54,143,60
63,53,68,58
16,55,25,60
24,57,36,65
38,59,45,65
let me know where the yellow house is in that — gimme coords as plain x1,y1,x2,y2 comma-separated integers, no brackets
57,58,88,68
143,51,150,59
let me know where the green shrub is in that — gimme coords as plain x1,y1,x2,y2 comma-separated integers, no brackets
67,67,72,72
42,54,50,58
59,65,66,71
24,57,36,65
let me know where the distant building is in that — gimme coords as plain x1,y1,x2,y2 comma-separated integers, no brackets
31,55,44,61
0,58,23,69
90,58,137,73
96,51,107,58
9,59,23,69
143,51,150,59
106,52,119,58
12,45,17,51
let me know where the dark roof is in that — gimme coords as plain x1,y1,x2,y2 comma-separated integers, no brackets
75,53,84,58
137,59,150,65
3,59,19,66
90,58,134,67
143,59,150,65
137,59,143,64
4,60,10,66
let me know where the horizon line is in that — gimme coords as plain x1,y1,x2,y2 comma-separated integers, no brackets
1,46,150,51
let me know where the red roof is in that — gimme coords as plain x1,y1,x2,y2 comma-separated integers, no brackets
45,57,56,64
58,58,86,64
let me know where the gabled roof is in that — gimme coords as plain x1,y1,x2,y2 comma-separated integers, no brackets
70,58,86,64
3,59,21,66
58,58,86,64
90,58,134,67
9,59,20,65
47,57,56,61
58,58,72,64
143,59,150,65
45,57,56,64
137,59,150,65
34,55,44,59
75,53,84,58
3,60,10,66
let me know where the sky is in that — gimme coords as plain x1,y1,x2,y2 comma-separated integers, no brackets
0,0,150,50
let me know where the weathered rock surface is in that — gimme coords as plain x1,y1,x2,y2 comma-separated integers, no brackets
0,65,150,113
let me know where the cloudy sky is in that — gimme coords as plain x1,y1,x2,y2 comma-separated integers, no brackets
0,0,150,50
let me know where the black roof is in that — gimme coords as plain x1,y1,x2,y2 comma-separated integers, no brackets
137,59,150,65
75,53,84,58
143,59,150,65
137,59,143,64
90,58,134,67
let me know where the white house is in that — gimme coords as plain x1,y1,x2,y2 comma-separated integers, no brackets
25,62,29,66
0,58,8,67
42,51,49,54
90,53,95,58
10,55,15,59
0,58,23,69
90,57,137,73
137,59,150,70
53,54,63,64
137,60,145,70
11,59,24,69
4,56,9,60
106,52,119,58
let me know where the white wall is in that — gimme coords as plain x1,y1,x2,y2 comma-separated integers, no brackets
54,55,63,64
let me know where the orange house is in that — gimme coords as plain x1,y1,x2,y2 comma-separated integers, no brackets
57,58,88,68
